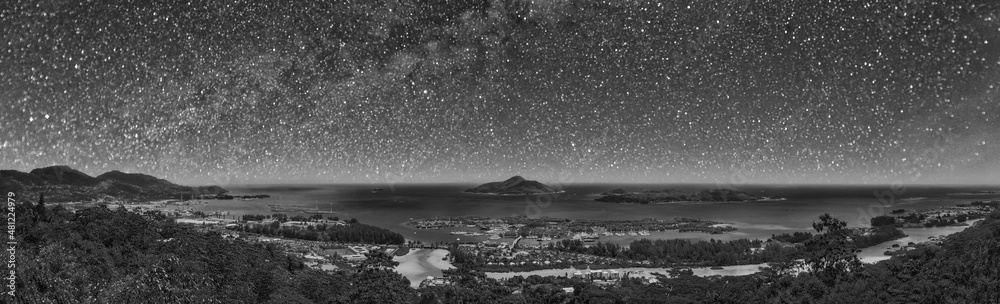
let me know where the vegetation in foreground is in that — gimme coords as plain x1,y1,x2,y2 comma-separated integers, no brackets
11,196,1000,303
227,213,405,244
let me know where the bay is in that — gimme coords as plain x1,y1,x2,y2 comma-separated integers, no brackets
187,183,1000,245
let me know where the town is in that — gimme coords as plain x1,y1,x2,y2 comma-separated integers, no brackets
871,200,999,228
407,215,738,242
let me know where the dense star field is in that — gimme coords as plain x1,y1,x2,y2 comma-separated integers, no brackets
2,0,999,185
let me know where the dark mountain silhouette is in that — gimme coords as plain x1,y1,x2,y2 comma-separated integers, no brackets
97,170,179,187
1,166,227,202
465,176,561,195
30,165,100,186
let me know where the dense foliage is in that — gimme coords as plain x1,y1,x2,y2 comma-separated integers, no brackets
550,238,800,266
849,226,908,249
871,215,897,227
771,231,814,243
13,197,1000,303
548,222,905,268
11,200,412,303
227,215,404,244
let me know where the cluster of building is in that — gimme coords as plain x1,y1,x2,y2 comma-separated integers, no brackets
411,216,742,246
419,276,452,288
570,268,625,282
254,218,349,228
889,202,997,228
451,241,633,269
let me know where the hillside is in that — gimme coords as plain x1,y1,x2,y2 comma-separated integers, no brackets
0,166,227,202
465,176,561,195
14,201,1000,303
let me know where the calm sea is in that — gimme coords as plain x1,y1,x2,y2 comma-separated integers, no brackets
188,183,1000,244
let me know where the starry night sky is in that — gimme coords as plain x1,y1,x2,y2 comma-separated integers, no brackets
2,0,999,185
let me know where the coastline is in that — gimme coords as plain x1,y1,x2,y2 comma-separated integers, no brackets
855,218,983,263
394,249,455,288
483,219,984,280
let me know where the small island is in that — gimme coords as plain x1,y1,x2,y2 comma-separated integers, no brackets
596,188,762,204
465,176,562,195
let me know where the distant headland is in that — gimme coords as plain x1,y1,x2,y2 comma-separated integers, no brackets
0,165,228,202
465,176,562,195
595,188,766,204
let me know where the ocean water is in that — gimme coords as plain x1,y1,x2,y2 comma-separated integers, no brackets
188,183,1000,244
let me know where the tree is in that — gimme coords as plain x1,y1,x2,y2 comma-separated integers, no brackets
812,213,846,233
35,193,48,222
360,251,398,271
347,251,415,304
805,214,861,285
870,215,896,227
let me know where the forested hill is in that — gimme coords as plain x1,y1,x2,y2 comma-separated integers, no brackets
1,166,227,202
11,200,417,303
464,176,560,195
11,197,1000,303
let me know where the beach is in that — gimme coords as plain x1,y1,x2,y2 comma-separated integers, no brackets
394,249,455,288
855,219,983,263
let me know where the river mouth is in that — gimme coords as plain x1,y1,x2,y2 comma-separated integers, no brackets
394,249,455,288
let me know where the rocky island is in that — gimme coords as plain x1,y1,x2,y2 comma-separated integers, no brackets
596,188,761,204
0,165,227,202
465,176,561,195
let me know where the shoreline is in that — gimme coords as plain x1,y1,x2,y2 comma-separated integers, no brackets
483,220,983,279
393,249,455,288
856,218,983,263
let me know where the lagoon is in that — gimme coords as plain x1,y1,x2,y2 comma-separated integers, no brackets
394,249,455,288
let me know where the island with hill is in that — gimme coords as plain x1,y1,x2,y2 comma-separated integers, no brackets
596,188,762,204
0,165,228,202
465,176,562,195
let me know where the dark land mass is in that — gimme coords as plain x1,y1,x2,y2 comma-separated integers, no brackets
1,165,227,202
464,176,561,195
596,188,762,204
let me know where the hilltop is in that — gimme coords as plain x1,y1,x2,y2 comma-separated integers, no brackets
0,166,227,202
465,176,561,195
